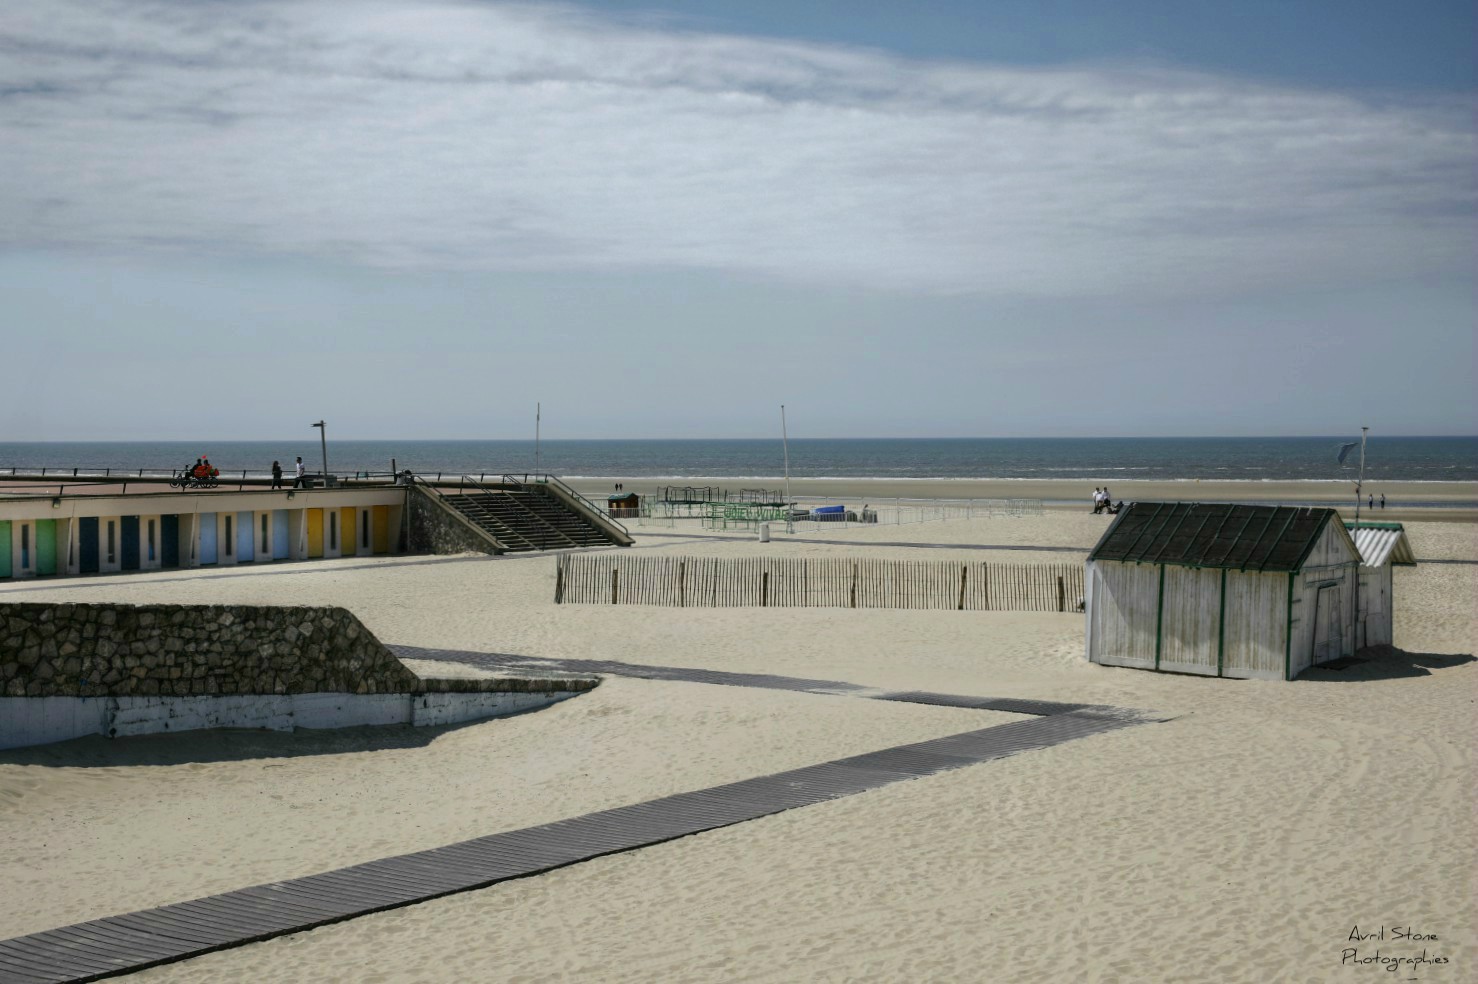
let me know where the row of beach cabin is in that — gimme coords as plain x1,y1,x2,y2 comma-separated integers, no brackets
1,488,405,579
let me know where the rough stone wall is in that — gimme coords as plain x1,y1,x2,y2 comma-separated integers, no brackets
1,603,425,698
405,485,503,556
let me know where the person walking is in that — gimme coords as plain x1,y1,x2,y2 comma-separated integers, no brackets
293,456,307,489
271,460,283,489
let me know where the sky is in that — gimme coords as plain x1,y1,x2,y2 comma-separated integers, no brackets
1,0,1473,440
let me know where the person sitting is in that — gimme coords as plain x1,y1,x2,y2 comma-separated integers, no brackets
191,458,207,481
1105,500,1125,515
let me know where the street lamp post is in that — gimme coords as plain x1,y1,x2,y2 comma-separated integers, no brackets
312,420,328,487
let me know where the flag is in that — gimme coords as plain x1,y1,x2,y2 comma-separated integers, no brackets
1337,441,1358,465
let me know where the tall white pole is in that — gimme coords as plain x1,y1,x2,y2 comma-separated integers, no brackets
1353,426,1368,653
535,402,541,475
1354,426,1367,527
781,404,791,510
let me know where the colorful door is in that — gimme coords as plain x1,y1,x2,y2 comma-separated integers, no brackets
306,508,324,558
78,517,100,573
161,515,180,568
236,511,255,562
340,507,357,556
0,521,11,577
35,520,57,575
121,516,140,571
372,506,389,554
198,513,218,564
272,510,289,559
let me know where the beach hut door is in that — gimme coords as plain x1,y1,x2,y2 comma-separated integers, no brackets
1312,583,1343,665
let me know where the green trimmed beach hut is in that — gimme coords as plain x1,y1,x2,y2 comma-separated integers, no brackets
1346,521,1416,649
1086,503,1364,680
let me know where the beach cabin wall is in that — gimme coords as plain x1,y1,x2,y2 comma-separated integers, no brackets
0,489,404,581
1358,563,1393,648
1286,522,1359,678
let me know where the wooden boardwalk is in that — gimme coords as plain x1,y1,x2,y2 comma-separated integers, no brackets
0,649,1158,983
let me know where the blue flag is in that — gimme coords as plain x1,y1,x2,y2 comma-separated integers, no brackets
1337,441,1358,465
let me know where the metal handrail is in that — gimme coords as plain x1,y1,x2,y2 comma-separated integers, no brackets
503,472,630,538
455,474,573,551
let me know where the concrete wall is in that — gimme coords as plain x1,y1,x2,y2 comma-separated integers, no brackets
0,600,599,748
0,689,584,749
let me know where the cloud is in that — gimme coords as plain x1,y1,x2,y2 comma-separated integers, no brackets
0,0,1472,295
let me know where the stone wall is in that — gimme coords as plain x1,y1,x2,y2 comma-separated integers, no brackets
4,602,422,698
405,485,503,556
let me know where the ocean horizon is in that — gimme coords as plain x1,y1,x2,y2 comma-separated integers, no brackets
2,436,1474,483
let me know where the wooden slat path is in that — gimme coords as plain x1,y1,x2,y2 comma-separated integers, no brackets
555,554,1087,612
0,650,1159,983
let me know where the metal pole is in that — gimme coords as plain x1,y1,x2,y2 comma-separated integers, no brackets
1354,426,1366,528
536,402,541,475
780,404,791,521
313,421,328,486
1354,426,1367,652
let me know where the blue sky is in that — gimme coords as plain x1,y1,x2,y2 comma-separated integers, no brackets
1,0,1473,440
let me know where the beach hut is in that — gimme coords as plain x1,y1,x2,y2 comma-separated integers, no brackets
1086,502,1364,680
608,492,640,518
1346,521,1416,649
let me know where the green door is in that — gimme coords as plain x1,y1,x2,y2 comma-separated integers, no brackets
0,521,11,577
36,519,58,575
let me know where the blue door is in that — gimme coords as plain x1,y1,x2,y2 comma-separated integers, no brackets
161,515,179,568
78,517,99,573
272,510,290,559
198,513,217,564
236,511,255,562
121,516,140,571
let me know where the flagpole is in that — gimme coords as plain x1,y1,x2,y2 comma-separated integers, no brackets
1354,426,1367,528
535,403,541,475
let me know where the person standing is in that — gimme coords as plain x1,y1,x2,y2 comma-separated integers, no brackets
293,456,307,489
1368,493,1374,510
1090,488,1101,513
271,460,283,489
1380,493,1386,509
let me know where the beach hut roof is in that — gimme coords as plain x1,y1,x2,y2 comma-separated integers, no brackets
1088,502,1354,572
1345,522,1417,567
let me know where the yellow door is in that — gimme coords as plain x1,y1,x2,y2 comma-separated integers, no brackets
340,507,357,556
306,508,324,558
372,506,389,554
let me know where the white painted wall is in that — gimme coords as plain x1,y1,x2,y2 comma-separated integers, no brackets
0,690,585,749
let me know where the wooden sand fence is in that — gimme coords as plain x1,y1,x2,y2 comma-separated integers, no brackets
555,554,1086,612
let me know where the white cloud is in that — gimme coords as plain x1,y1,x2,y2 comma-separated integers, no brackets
0,0,1472,294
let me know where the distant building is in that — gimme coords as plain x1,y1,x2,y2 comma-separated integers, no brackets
1084,502,1398,680
608,492,640,518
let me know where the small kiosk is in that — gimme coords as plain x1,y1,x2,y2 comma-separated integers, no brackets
608,492,640,519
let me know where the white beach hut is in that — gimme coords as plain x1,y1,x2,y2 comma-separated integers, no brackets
1346,521,1416,649
1086,502,1366,680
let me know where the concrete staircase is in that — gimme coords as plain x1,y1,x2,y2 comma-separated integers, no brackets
441,485,622,552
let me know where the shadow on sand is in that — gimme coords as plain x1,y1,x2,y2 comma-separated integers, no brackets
1299,645,1475,682
0,710,542,769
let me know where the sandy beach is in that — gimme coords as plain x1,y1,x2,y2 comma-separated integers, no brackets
571,477,1478,524
1,511,1473,982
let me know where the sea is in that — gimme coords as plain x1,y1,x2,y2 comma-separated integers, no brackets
1,437,1474,483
